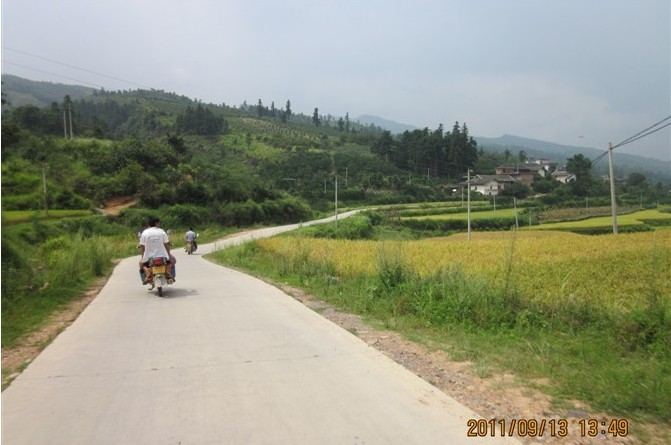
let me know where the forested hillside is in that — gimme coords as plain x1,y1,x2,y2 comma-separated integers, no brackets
0,77,488,226
2,75,668,231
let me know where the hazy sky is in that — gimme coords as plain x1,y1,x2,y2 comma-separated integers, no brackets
2,0,670,161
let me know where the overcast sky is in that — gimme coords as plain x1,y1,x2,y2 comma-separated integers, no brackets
2,0,670,161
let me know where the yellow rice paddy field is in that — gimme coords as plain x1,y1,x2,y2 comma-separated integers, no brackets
256,230,671,311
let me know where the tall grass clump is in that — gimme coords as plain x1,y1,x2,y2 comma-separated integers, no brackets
410,266,523,329
1,218,134,346
375,242,412,293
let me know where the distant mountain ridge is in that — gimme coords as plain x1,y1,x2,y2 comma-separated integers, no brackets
355,114,417,134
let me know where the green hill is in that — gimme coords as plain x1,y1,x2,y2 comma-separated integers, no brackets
0,76,421,227
2,75,668,230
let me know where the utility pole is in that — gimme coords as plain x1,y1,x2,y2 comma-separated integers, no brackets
42,161,49,217
607,142,618,234
63,107,68,138
514,197,519,230
334,175,338,229
68,102,73,138
467,168,471,241
63,96,74,138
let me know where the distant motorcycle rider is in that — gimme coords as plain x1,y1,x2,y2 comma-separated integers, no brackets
139,216,176,284
185,227,197,251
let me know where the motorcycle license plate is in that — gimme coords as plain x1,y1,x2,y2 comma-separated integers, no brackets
152,266,166,274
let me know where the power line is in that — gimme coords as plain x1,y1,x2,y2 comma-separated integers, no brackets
592,115,671,164
3,46,152,89
3,61,106,89
613,121,671,149
4,61,193,106
611,115,671,150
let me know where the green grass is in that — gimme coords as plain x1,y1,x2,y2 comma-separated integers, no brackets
220,134,283,160
1,217,136,347
528,209,671,231
403,208,519,220
2,209,94,225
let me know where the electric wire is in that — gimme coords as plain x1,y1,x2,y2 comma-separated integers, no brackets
591,115,671,164
611,115,671,150
3,61,105,89
613,121,671,149
3,46,152,89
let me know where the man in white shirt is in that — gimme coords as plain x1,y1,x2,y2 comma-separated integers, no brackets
139,216,175,284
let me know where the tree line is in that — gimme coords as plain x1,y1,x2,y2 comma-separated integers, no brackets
3,94,230,140
370,122,478,180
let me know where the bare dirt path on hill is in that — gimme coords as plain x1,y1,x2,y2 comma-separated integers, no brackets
98,196,139,215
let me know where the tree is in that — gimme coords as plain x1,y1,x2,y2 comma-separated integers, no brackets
531,174,559,193
445,122,478,179
285,100,292,120
566,154,593,197
627,172,647,187
500,181,531,199
371,130,395,162
518,150,528,163
175,104,226,136
312,108,321,127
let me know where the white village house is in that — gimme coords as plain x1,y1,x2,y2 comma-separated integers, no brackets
467,174,518,196
551,169,576,184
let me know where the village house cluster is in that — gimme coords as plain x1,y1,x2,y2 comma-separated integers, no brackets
460,160,576,196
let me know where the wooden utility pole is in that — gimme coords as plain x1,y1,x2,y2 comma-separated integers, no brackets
63,108,68,138
467,169,471,241
514,197,519,230
63,97,74,138
607,142,618,234
334,175,338,229
68,101,73,138
42,161,49,217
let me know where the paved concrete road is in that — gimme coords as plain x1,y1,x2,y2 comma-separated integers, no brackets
3,215,520,445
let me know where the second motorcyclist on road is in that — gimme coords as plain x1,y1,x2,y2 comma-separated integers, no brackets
185,227,197,251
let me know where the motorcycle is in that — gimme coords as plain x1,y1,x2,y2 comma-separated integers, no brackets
185,240,195,255
184,233,198,255
143,256,174,297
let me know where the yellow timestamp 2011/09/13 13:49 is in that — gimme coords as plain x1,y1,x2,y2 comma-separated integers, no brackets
466,418,629,439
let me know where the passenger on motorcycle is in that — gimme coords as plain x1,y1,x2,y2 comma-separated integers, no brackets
139,216,176,284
